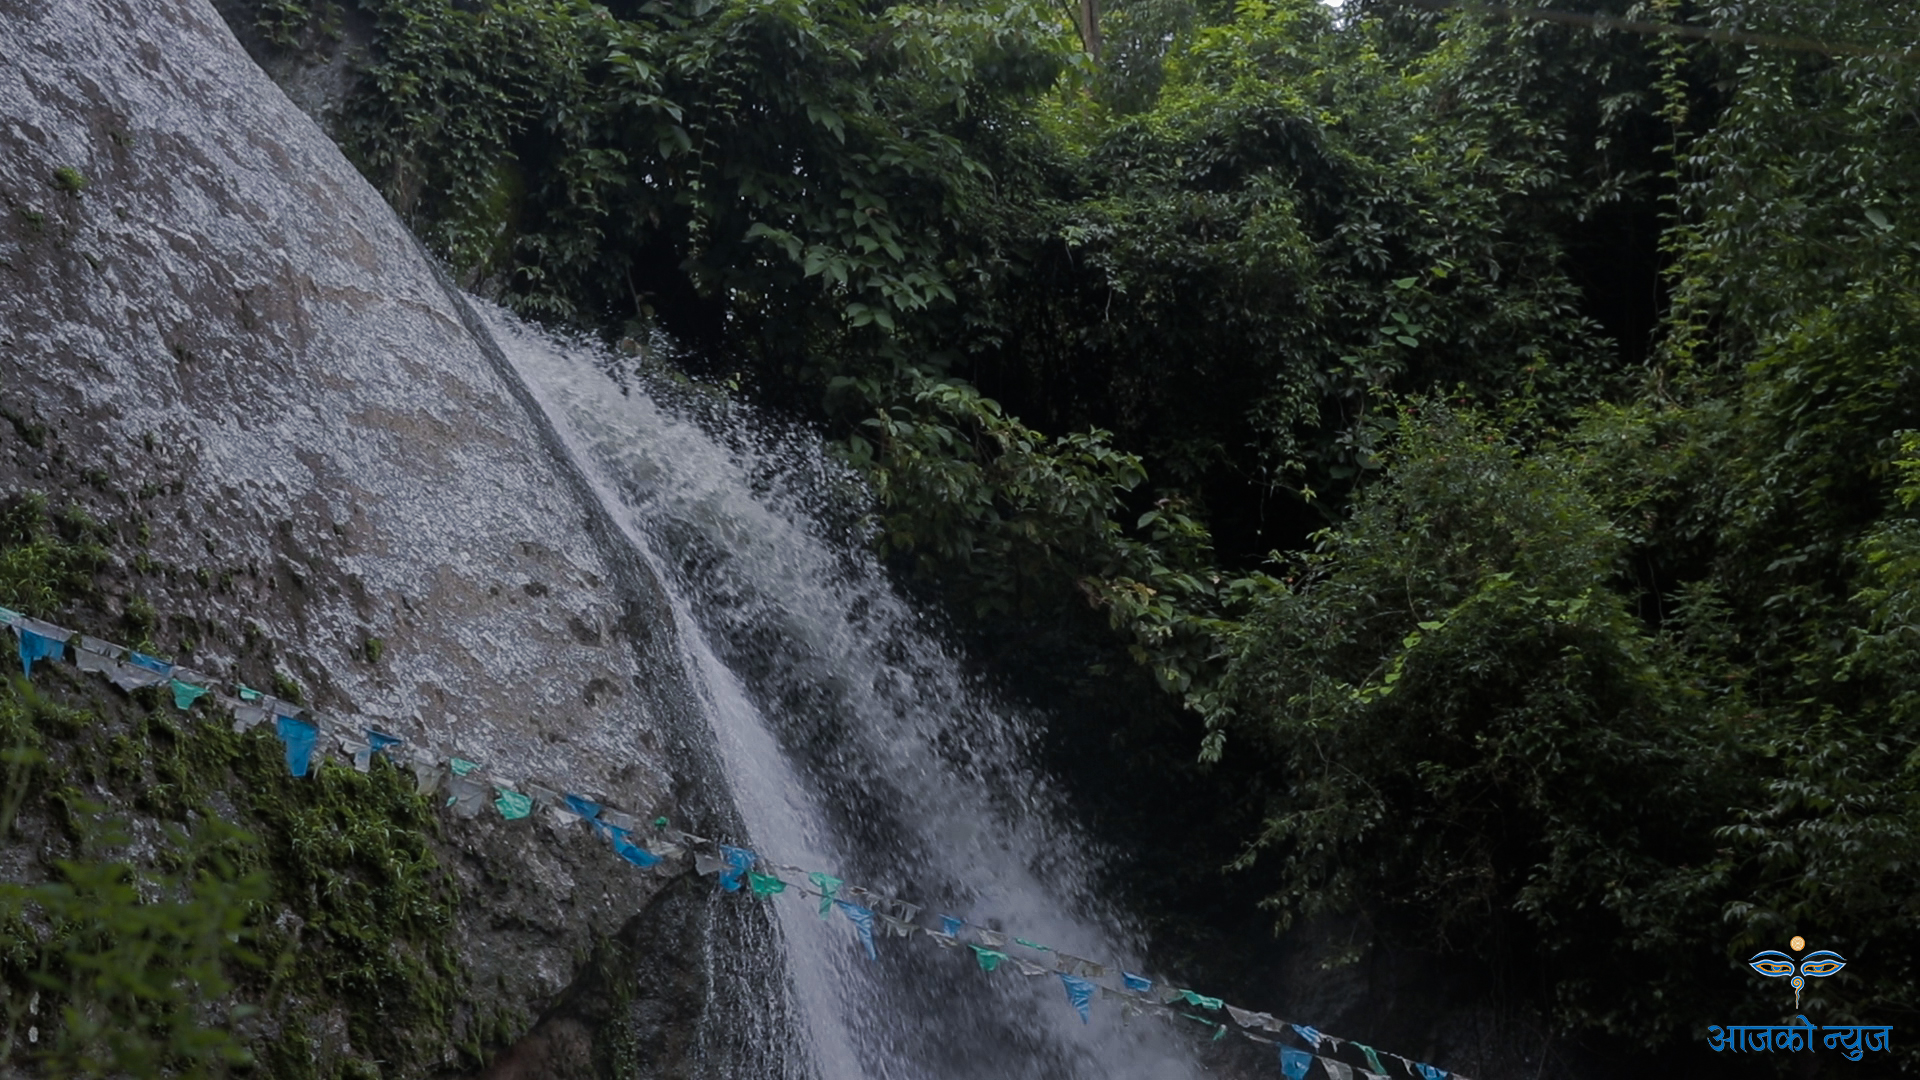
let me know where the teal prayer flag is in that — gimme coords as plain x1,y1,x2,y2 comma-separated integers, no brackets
749,872,787,897
1179,990,1223,1010
971,946,1006,973
1354,1042,1386,1075
1015,937,1051,952
494,788,533,820
170,678,209,711
450,757,480,776
808,872,842,919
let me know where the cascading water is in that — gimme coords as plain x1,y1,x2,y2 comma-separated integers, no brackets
479,304,1209,1080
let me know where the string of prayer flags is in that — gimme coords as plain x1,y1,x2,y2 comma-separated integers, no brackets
11,603,1476,1080
717,846,754,892
170,678,209,711
837,901,877,961
276,714,317,777
971,945,1006,973
495,787,533,820
810,873,843,918
1058,974,1095,1024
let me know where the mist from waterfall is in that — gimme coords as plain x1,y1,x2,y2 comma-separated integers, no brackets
480,303,1207,1080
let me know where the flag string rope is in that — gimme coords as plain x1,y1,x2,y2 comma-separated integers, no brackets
0,607,1465,1080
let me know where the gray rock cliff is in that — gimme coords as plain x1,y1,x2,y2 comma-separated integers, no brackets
0,0,786,1073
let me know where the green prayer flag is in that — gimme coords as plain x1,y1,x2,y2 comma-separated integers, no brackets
1355,1042,1387,1075
450,757,480,776
971,946,1007,973
749,872,787,897
1179,990,1223,1010
653,816,670,830
1015,937,1051,951
237,685,262,702
494,788,533,820
808,872,842,918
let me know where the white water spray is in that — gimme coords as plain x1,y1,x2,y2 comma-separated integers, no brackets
482,305,1206,1080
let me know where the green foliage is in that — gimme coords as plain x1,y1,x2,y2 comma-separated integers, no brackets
846,375,1146,617
0,495,107,618
49,167,87,195
0,685,266,1078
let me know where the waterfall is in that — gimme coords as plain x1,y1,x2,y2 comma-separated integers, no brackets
478,304,1207,1080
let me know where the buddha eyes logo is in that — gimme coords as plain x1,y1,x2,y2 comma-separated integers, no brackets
1750,941,1846,1008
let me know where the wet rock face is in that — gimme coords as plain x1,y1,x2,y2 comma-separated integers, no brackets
0,0,753,1072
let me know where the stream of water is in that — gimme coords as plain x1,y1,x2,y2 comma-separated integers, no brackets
481,305,1207,1080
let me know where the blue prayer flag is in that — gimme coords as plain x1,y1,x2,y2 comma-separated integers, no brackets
128,651,170,674
1279,1046,1312,1080
564,794,602,822
718,845,754,892
940,915,964,937
17,628,64,677
837,900,878,961
367,729,405,758
610,827,661,868
1416,1065,1448,1080
276,715,318,777
1058,974,1095,1024
1292,1024,1322,1048
1122,971,1152,994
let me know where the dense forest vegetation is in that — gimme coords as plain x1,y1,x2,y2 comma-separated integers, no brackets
244,0,1919,1069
